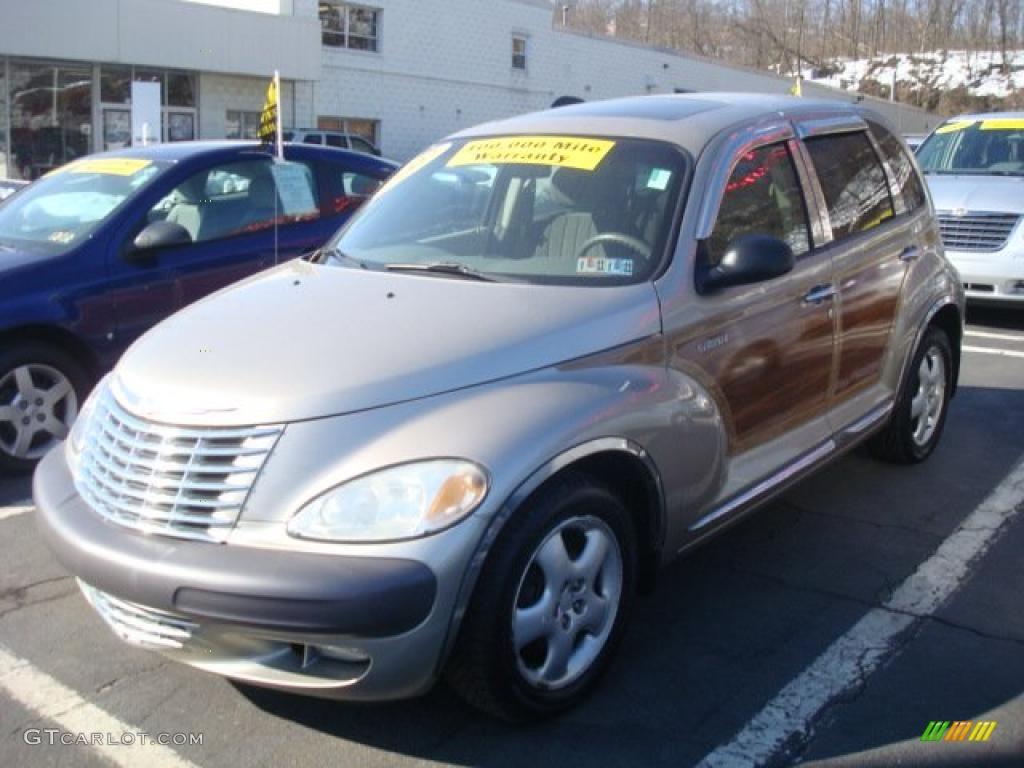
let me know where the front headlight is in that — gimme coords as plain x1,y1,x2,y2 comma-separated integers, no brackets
65,376,105,474
287,460,489,543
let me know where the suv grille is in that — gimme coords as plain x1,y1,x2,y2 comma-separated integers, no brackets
937,211,1020,253
80,581,197,649
73,387,281,542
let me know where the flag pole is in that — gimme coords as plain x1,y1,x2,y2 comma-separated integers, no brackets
274,70,283,161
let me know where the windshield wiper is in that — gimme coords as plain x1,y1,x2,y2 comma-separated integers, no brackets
384,262,496,282
313,246,369,269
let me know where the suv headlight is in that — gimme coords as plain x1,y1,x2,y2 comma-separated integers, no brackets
287,460,489,543
65,377,105,474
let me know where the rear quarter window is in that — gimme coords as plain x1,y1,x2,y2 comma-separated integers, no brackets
868,120,927,213
804,131,895,240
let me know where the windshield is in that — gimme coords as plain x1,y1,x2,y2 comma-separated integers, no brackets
917,118,1024,176
0,157,169,254
327,136,688,284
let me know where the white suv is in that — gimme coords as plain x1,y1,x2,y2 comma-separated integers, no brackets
282,129,381,156
917,112,1024,304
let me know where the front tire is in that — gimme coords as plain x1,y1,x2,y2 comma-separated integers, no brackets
445,471,637,721
870,327,952,464
0,342,90,475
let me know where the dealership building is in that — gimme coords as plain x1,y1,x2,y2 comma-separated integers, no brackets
0,0,937,179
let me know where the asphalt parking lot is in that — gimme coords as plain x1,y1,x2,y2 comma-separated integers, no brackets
1,306,1022,768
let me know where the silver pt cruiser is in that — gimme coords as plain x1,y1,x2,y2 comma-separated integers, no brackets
35,94,963,721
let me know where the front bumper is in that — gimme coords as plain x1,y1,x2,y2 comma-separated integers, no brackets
947,250,1024,304
34,448,456,701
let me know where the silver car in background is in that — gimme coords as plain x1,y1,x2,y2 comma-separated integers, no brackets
35,94,963,721
917,112,1024,304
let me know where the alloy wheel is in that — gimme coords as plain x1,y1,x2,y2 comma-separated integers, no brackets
0,364,78,460
512,515,623,691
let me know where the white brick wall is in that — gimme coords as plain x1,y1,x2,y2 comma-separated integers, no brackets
199,74,296,139
309,0,936,161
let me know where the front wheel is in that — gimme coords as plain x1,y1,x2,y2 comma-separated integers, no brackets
445,472,637,721
0,342,90,475
870,327,952,464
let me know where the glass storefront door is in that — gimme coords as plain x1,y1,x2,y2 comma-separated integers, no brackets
9,61,92,180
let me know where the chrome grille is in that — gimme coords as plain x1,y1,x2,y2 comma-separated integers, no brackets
80,581,197,649
73,387,281,542
937,211,1020,252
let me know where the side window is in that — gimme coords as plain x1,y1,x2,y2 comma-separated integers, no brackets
350,136,376,154
324,134,346,149
146,159,319,243
707,143,811,266
804,132,895,240
323,164,389,214
867,120,927,213
302,134,323,145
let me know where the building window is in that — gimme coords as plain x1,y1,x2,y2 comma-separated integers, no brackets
512,35,528,70
226,110,262,140
317,116,380,148
320,3,380,51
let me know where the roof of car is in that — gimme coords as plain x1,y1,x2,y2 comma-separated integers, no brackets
95,140,396,168
449,93,878,151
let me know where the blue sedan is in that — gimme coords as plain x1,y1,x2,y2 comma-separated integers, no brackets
0,141,397,473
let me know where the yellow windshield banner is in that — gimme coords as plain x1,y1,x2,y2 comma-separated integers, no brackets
64,158,152,176
447,136,616,171
980,118,1024,131
934,120,976,134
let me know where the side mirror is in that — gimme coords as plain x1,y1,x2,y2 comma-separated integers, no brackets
697,234,795,294
129,220,192,257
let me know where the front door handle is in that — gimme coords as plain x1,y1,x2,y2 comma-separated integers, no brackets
802,284,837,306
899,245,921,262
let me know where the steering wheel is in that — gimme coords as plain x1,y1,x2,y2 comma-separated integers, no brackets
576,232,652,261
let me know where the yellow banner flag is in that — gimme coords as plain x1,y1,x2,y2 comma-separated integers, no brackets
258,72,282,157
790,76,802,98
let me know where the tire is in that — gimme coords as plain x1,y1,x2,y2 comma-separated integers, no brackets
445,471,637,722
869,327,952,465
0,342,91,476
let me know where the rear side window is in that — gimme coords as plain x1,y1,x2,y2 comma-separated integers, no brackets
868,120,927,213
323,164,389,215
707,142,811,265
302,134,323,145
325,134,346,149
804,132,894,240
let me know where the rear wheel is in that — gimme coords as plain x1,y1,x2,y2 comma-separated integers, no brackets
445,472,636,721
0,342,90,475
870,327,952,464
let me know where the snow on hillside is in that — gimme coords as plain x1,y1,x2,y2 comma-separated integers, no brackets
805,50,1024,99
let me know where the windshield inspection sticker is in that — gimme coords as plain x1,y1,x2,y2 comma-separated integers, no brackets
447,136,616,171
577,256,634,276
64,158,153,176
647,168,672,190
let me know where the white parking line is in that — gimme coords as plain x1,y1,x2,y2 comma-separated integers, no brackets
963,344,1024,359
0,643,200,768
695,456,1024,768
965,329,1024,343
0,503,33,522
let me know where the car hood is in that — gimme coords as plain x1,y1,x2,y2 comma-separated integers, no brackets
112,261,662,426
925,173,1024,214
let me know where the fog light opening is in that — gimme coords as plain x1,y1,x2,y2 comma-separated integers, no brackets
1011,280,1024,295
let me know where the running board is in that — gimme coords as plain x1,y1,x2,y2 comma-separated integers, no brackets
688,400,894,534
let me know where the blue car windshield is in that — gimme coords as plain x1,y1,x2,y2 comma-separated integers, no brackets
0,157,170,254
328,136,688,285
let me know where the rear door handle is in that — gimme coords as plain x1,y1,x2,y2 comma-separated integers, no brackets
802,284,837,306
899,245,921,262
